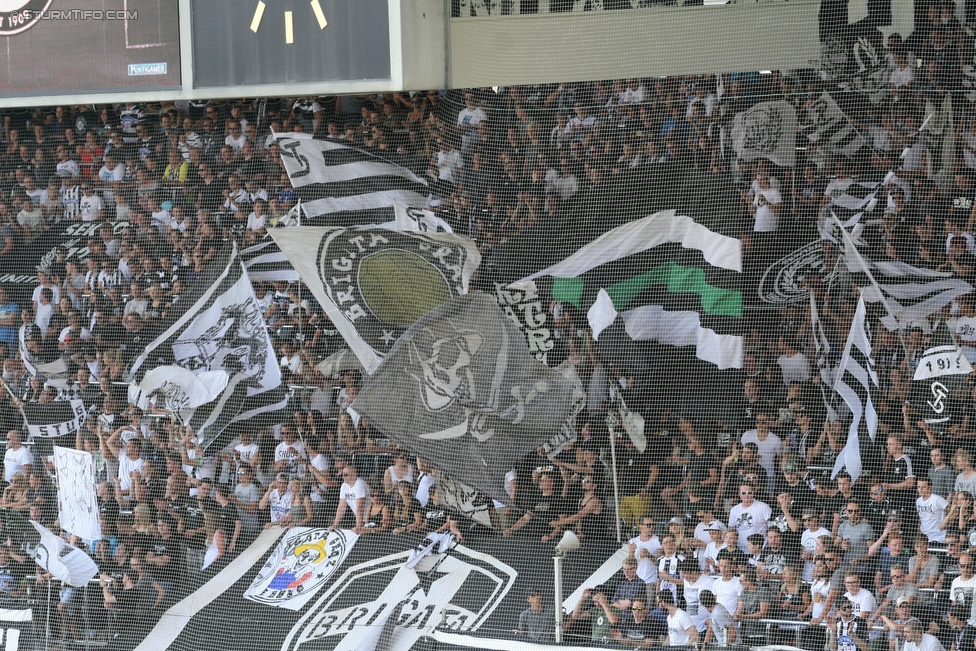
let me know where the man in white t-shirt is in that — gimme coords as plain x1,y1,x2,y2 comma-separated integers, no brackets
456,92,487,131
728,484,772,552
3,430,32,483
842,571,877,621
97,152,125,206
776,334,811,386
751,176,782,233
711,557,743,616
916,478,949,543
329,464,369,534
740,410,783,488
800,510,832,581
79,183,103,222
951,553,976,611
680,560,714,632
274,426,308,480
660,590,699,646
901,618,945,651
628,517,662,589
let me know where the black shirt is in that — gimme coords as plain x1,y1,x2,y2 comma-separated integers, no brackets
149,534,184,584
525,492,568,539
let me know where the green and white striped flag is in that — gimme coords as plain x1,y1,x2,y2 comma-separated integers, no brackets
512,210,743,369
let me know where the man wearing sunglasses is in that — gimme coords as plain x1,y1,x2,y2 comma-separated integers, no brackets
949,553,976,614
826,598,868,651
611,598,658,647
728,484,771,553
837,501,876,569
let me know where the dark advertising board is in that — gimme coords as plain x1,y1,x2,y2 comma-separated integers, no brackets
0,0,181,96
191,0,390,88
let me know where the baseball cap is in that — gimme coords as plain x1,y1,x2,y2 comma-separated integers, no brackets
896,596,913,607
669,517,684,525
706,522,724,531
784,461,798,473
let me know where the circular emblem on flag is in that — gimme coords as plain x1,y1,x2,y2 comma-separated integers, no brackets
837,634,857,651
0,0,53,36
245,528,351,607
359,250,451,326
758,240,841,306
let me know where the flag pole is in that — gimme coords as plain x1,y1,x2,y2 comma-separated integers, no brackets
606,401,622,544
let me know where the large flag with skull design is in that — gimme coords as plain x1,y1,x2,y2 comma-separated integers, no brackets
270,226,481,375
350,292,585,506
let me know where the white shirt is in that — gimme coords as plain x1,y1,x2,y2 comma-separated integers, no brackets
810,578,830,619
702,541,723,573
684,574,714,630
2,446,32,483
952,574,976,607
902,633,946,651
666,608,696,646
117,454,144,492
629,534,662,584
79,193,103,222
844,587,877,620
777,352,812,385
457,106,487,129
753,188,782,232
711,576,743,616
275,440,308,478
269,489,293,523
727,500,772,551
739,430,783,485
801,527,831,581
341,477,370,515
917,494,949,542
694,520,725,545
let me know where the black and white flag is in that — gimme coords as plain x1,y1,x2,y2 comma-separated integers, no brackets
350,292,586,505
241,240,300,283
491,281,554,365
730,100,797,168
22,399,88,439
819,177,883,243
129,243,286,449
838,221,975,329
831,295,879,482
270,226,481,375
800,93,867,158
18,326,70,387
241,202,454,285
275,133,430,226
394,201,453,233
910,321,972,427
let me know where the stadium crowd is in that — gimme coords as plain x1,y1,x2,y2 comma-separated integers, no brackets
1,6,976,645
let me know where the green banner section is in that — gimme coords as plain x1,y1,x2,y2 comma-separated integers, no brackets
552,262,742,317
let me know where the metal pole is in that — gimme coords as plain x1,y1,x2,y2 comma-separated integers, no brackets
553,555,564,643
45,580,51,648
607,411,622,543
